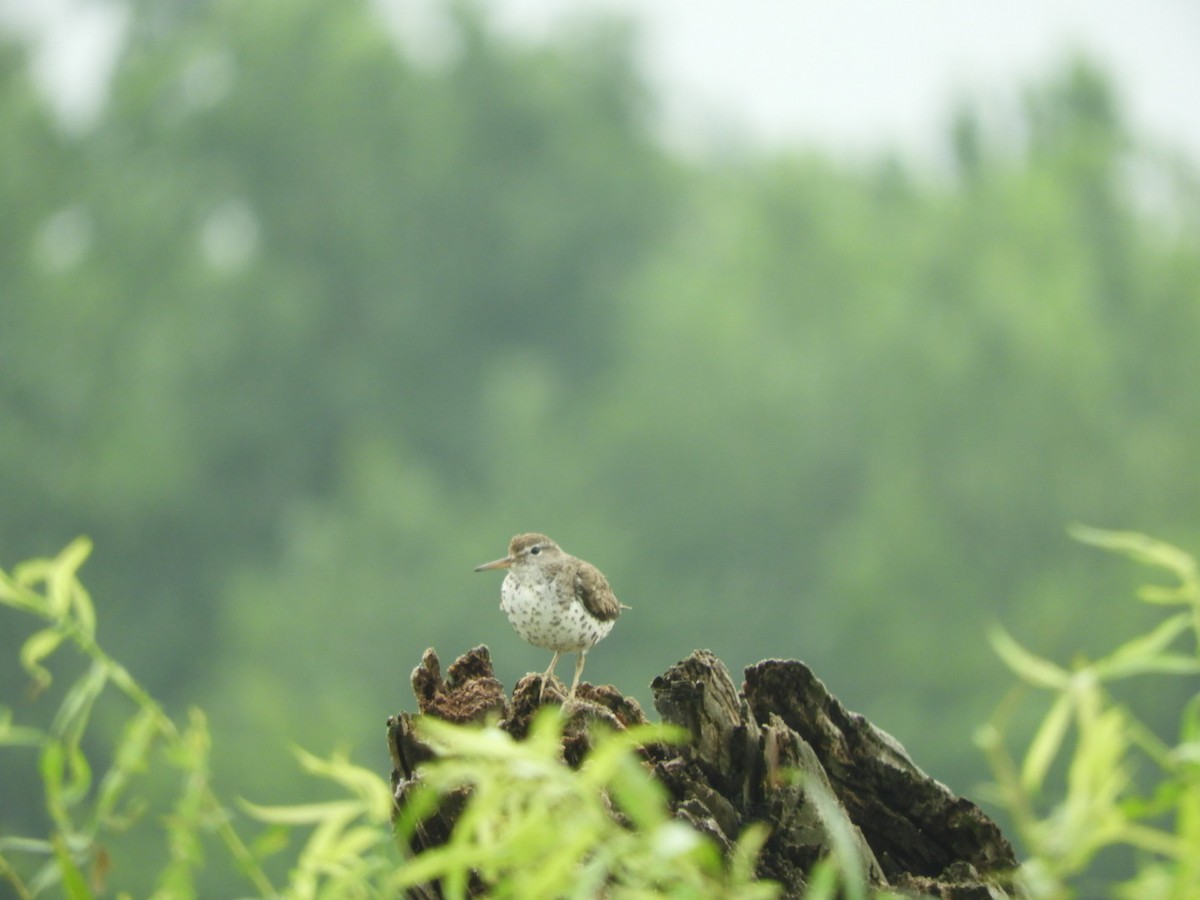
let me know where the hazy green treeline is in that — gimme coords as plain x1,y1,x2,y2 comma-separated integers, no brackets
3,0,1198,860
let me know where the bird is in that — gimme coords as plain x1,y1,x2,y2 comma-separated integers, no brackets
474,533,627,703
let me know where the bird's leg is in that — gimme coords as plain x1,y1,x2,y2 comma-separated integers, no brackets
567,651,587,701
539,652,561,703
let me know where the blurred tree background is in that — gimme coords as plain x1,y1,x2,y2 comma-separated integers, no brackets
2,0,1198,889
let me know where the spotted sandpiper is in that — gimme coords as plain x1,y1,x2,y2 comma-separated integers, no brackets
474,533,627,702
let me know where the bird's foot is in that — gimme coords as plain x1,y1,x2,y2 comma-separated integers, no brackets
536,675,565,706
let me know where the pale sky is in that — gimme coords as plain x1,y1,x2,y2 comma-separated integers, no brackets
488,0,1200,165
3,0,1199,166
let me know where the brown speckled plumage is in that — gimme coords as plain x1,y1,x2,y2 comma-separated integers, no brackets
474,533,627,702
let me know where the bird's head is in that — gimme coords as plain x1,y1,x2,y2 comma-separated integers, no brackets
474,533,562,572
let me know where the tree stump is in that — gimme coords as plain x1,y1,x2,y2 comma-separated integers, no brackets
387,646,1015,898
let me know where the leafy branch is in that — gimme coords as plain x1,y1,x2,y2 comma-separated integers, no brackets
977,527,1200,898
0,538,274,898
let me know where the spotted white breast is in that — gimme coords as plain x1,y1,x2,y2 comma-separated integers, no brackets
500,571,616,653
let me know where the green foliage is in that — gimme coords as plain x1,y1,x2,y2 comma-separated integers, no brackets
0,540,274,898
388,713,775,898
978,528,1200,899
240,747,398,898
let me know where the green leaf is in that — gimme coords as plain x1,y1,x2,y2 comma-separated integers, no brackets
112,705,161,772
239,798,363,826
1136,584,1198,605
729,822,771,887
801,773,868,900
162,707,211,773
94,706,160,825
0,835,55,854
387,843,460,890
803,858,842,900
605,754,669,829
1102,655,1200,677
1070,526,1199,597
40,738,96,834
1172,741,1200,765
248,824,291,861
47,538,94,619
319,823,388,862
290,747,392,822
1119,822,1188,860
19,627,66,695
105,661,137,697
13,557,56,591
1021,692,1073,794
1064,706,1129,815
52,661,109,746
71,582,97,640
40,740,67,805
1119,778,1184,819
1180,693,1200,744
52,836,93,900
989,625,1070,689
392,781,440,846
0,570,46,614
60,744,94,810
1093,613,1196,680
0,705,47,747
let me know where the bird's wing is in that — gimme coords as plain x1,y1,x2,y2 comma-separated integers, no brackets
574,562,622,622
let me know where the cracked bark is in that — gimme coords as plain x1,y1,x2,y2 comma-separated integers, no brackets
388,646,1015,899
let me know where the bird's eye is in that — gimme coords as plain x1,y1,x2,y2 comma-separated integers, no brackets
530,546,541,556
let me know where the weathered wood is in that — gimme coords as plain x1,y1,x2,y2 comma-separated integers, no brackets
738,658,1014,897
387,646,1016,899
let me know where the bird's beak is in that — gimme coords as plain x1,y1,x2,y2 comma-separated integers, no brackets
474,556,514,572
